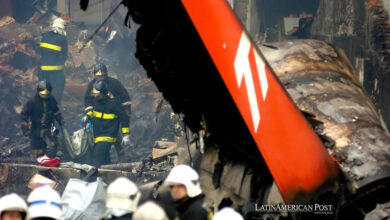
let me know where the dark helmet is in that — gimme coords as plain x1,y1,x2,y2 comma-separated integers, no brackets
37,80,52,99
93,62,108,76
37,80,53,92
92,80,108,96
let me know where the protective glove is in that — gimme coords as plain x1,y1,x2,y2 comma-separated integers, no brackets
81,115,91,130
121,134,131,146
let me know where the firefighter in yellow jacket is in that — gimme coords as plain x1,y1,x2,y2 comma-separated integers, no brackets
84,62,131,161
38,17,68,104
82,80,130,167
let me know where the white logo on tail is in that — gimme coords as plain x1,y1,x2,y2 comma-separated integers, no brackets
234,32,268,133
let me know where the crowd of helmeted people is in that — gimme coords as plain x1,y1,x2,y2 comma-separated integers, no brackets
0,164,244,220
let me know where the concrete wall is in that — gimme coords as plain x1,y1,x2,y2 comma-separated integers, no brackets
70,0,112,25
227,0,234,8
383,0,390,21
231,0,261,38
246,0,260,38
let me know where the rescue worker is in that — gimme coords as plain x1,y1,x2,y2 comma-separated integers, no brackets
0,193,28,220
21,80,63,167
27,186,62,220
212,207,243,220
132,201,168,220
103,177,141,220
84,62,132,161
164,164,213,220
39,17,68,104
83,80,130,167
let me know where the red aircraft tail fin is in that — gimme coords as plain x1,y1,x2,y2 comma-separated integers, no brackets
181,0,340,203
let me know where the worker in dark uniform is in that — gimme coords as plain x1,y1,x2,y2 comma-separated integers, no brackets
164,164,213,220
39,17,68,104
21,80,64,166
83,80,130,167
84,62,131,160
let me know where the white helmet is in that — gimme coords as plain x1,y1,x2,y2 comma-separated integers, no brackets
164,164,202,198
132,201,168,220
106,177,141,216
212,207,244,220
52,17,65,30
27,185,62,220
0,193,28,220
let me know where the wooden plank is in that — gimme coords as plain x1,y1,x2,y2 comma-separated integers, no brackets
152,141,177,160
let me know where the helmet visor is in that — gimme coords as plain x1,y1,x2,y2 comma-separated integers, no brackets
39,89,50,98
39,89,50,95
95,70,106,76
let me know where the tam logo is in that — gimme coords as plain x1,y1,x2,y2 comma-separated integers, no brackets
234,32,268,133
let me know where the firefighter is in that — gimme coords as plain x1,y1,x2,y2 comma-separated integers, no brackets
39,17,68,104
0,193,28,220
83,80,130,167
103,177,141,220
212,207,243,220
132,201,168,220
84,62,132,161
21,80,63,167
164,164,213,220
27,186,62,220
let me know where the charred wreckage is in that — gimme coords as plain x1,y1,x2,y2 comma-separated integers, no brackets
0,0,390,219
116,0,390,219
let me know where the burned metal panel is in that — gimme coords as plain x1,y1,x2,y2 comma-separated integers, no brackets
365,0,390,131
128,0,269,172
199,147,254,210
199,145,274,218
309,0,390,135
260,39,390,214
311,0,365,37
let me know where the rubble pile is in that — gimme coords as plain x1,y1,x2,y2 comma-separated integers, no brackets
0,138,190,197
0,16,40,141
101,138,192,184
